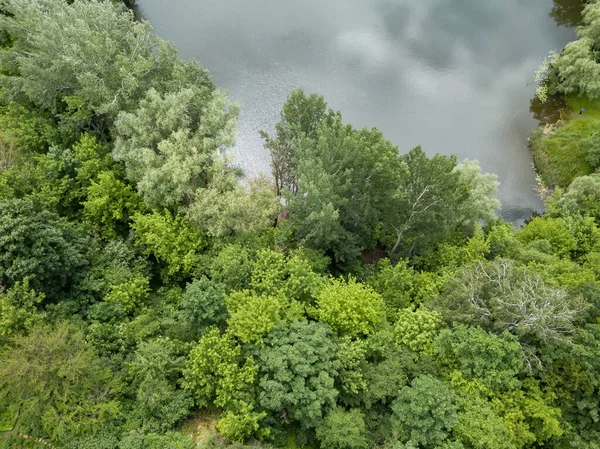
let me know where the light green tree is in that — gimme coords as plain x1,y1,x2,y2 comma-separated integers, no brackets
316,278,385,337
131,210,206,280
114,87,238,209
0,322,119,443
225,290,283,344
316,407,369,449
0,278,45,345
184,327,257,409
0,0,178,125
83,171,144,238
395,307,445,356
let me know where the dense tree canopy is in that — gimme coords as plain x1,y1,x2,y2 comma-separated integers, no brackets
0,0,597,448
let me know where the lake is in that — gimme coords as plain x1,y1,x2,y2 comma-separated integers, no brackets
134,0,579,223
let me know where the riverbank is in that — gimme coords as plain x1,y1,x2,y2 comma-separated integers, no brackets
529,96,598,194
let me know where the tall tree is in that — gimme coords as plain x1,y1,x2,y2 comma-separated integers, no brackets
114,88,238,209
0,0,178,129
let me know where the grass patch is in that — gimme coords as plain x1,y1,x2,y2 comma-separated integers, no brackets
530,98,598,188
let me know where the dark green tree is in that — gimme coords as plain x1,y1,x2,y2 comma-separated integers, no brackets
257,321,341,429
0,199,89,299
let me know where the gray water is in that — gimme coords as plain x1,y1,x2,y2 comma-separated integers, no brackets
134,0,578,223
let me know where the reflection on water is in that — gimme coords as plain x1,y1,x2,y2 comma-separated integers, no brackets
550,0,586,27
134,0,583,223
530,94,568,125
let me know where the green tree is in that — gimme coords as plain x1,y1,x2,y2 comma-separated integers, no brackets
0,278,45,345
209,243,255,293
551,1,600,98
336,338,369,404
0,0,179,127
316,278,385,338
83,171,144,238
114,87,238,209
275,92,403,263
316,407,369,449
436,259,590,344
261,88,337,195
103,273,149,315
184,327,257,409
391,375,458,448
0,199,89,299
177,277,227,341
434,325,524,391
395,307,445,356
453,159,501,227
517,216,577,258
225,290,283,344
132,210,206,280
367,259,416,316
127,338,193,433
386,146,469,258
549,174,600,223
257,321,340,429
187,161,279,237
0,101,57,153
0,322,119,443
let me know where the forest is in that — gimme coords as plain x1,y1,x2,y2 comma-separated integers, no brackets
0,0,600,448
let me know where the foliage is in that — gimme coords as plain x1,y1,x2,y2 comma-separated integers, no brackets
391,375,458,448
367,259,416,315
0,199,89,299
260,88,337,196
114,88,238,209
0,101,57,153
132,210,206,280
395,307,444,356
0,278,44,345
385,146,468,258
0,0,599,445
0,322,119,443
316,407,369,449
257,321,340,429
316,278,385,337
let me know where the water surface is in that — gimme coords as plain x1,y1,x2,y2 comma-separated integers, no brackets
135,0,578,223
